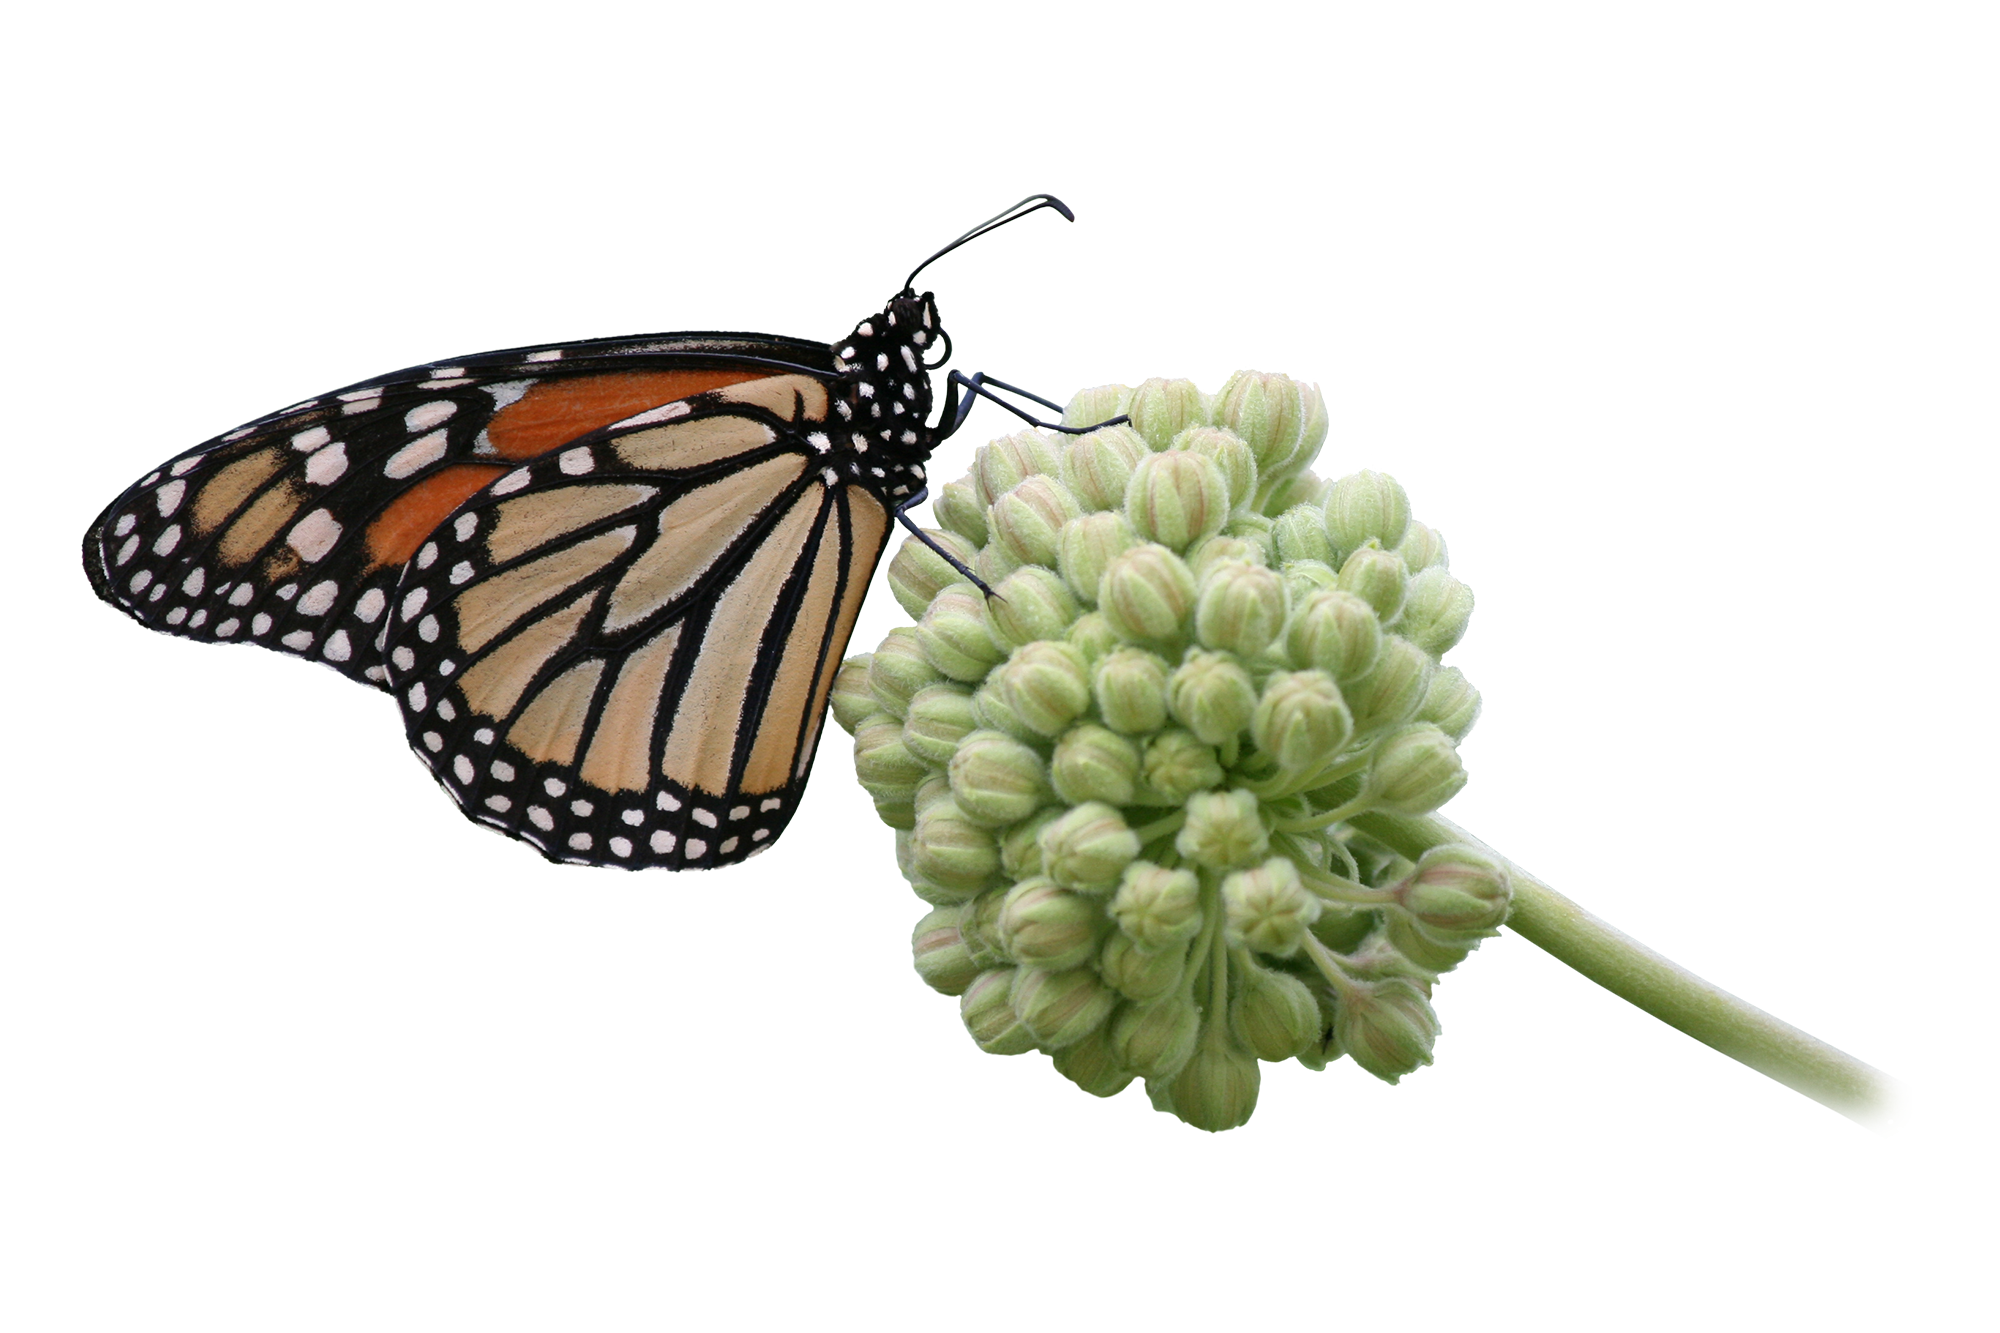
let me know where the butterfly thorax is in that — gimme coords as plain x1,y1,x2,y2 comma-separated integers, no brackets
824,291,943,504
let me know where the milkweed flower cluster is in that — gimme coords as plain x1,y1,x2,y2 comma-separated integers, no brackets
833,373,1509,1130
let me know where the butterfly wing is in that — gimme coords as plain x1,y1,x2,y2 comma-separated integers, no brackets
82,331,837,689
380,374,891,870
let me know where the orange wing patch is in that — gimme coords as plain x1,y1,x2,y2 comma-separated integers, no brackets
486,369,772,460
366,464,511,570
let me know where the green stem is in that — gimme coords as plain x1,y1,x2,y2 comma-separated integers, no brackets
1349,810,1888,1123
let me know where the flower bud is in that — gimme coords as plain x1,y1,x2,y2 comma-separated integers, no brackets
908,799,1001,896
1324,470,1411,559
1283,588,1382,681
1037,801,1141,892
1091,646,1171,735
1051,1027,1136,1097
913,904,980,995
958,887,1010,967
961,968,1038,1054
1396,844,1511,939
831,654,881,735
998,807,1063,881
1109,861,1203,953
1263,470,1329,516
1381,912,1476,974
988,474,1084,569
1098,543,1197,646
1231,963,1321,1061
975,540,1022,587
1361,723,1467,816
1059,423,1150,511
1010,966,1118,1050
1397,520,1448,573
1271,503,1337,567
1066,610,1119,663
1337,543,1409,624
1252,670,1354,774
1125,376,1208,451
1109,992,1202,1080
916,583,1005,682
1176,789,1270,870
1281,558,1339,603
1055,509,1137,606
1164,1023,1261,1131
854,714,926,797
1186,535,1265,583
913,770,953,818
947,729,1050,827
1140,729,1225,803
902,682,979,767
1099,932,1186,1002
984,566,1082,649
998,641,1091,737
972,676,1043,746
972,429,1063,508
1212,370,1310,478
1416,666,1481,741
1125,450,1230,552
1172,426,1258,512
1223,510,1275,550
1193,561,1287,659
1050,724,1141,806
1062,383,1134,431
998,877,1101,970
934,478,988,547
1166,649,1257,745
887,528,980,619
1221,857,1321,956
1334,976,1439,1083
1398,567,1473,657
1343,634,1432,731
867,627,942,719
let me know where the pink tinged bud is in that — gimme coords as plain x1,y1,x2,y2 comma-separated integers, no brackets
1230,964,1321,1061
1060,423,1151,511
984,566,1082,649
908,800,1002,897
1067,611,1120,663
1396,520,1448,573
1109,861,1203,953
1252,670,1354,774
867,626,942,719
1336,543,1410,624
997,877,1102,970
1186,534,1266,583
1396,844,1511,938
957,888,1011,968
1037,801,1141,892
1099,931,1188,1001
853,714,926,798
1271,503,1336,567
1140,729,1225,803
1263,469,1329,517
934,478,988,547
1056,510,1138,606
1193,561,1288,658
1343,634,1433,731
961,968,1038,1054
1176,789,1271,870
1125,377,1209,451
1221,857,1321,957
1323,469,1411,560
946,729,1050,827
1091,646,1172,735
1125,450,1231,552
914,771,953,819
913,904,981,996
1097,543,1197,646
902,682,979,767
1362,723,1467,816
998,807,1064,881
888,527,980,618
988,474,1084,569
1164,1022,1261,1131
1398,566,1474,658
916,583,1005,682
1109,992,1203,1079
1166,649,1258,745
973,429,1064,509
1171,426,1258,512
1062,384,1135,432
1416,666,1481,742
1050,723,1142,806
831,655,881,735
1211,370,1310,478
1051,1028,1136,1098
1334,976,1439,1084
972,676,1045,747
998,640,1092,737
1010,966,1118,1050
1283,587,1382,680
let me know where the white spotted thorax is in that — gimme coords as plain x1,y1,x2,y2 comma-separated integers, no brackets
824,290,942,503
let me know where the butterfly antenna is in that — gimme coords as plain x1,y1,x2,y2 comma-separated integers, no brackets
903,193,1075,293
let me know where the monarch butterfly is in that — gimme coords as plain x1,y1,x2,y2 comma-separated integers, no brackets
84,195,1109,871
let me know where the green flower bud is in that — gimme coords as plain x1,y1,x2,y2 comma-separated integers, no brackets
913,904,980,996
973,429,1064,509
998,807,1064,881
1124,450,1230,552
998,877,1101,970
916,583,1005,682
1186,534,1265,583
1194,561,1287,659
975,540,1022,587
854,714,926,796
1064,612,1117,665
867,627,942,720
1280,558,1339,603
913,771,953,818
887,528,980,619
1223,510,1275,551
998,640,1091,737
903,682,979,767
1176,789,1270,870
1164,1022,1261,1132
1056,509,1137,606
934,477,988,547
1098,543,1197,646
958,887,1010,967
1271,503,1337,566
1262,470,1329,516
1398,566,1473,657
1251,670,1354,774
1343,634,1433,731
1283,588,1382,681
988,474,1084,569
1337,543,1410,624
1381,912,1476,974
1140,729,1225,803
831,654,881,735
1109,992,1202,1080
1396,844,1511,939
1324,470,1411,559
1416,665,1481,742
1212,370,1310,479
1091,645,1171,735
984,566,1081,649
1361,723,1467,815
947,729,1050,827
1166,649,1258,745
908,799,1001,897
972,676,1044,747
873,791,918,833
1295,382,1330,474
1172,426,1258,512
1051,1027,1136,1098
1059,423,1150,512
1125,376,1208,451
1050,723,1142,806
1231,963,1321,1061
1334,976,1439,1084
1037,801,1141,892
1062,383,1134,431
961,968,1038,1054
1397,520,1448,573
1011,966,1118,1050
1099,931,1186,1002
1109,861,1203,953
1221,857,1321,957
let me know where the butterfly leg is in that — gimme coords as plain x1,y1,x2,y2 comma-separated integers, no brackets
941,370,1130,440
893,489,998,599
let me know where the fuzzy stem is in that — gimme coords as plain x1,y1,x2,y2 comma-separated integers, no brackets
1349,810,1887,1122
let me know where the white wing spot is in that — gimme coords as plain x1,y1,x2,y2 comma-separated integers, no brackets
609,836,632,858
752,828,771,841
353,588,386,622
483,380,535,408
305,442,347,485
298,580,339,615
182,567,205,597
808,432,831,453
527,805,555,831
492,761,516,781
621,809,643,826
685,838,708,858
474,727,495,745
166,607,187,625
188,610,207,628
114,513,136,536
291,426,331,452
650,830,676,854
570,800,593,817
450,561,474,584
729,805,750,821
436,659,455,677
719,837,739,855
559,447,594,475
692,808,718,829
171,456,204,476
656,791,681,812
384,430,449,480
392,646,415,671
454,513,478,541
152,524,181,556
492,468,531,495
436,698,456,721
324,629,352,661
760,798,782,812
418,615,439,643
115,535,139,566
229,584,255,607
408,682,428,711
157,479,186,515
276,583,298,601
402,587,428,619
416,542,438,569
544,778,567,797
424,732,443,752
453,755,475,783
288,510,342,562
281,630,313,650
486,795,511,812
406,401,457,432
128,570,152,594
526,350,563,362
567,833,592,851
217,618,240,637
